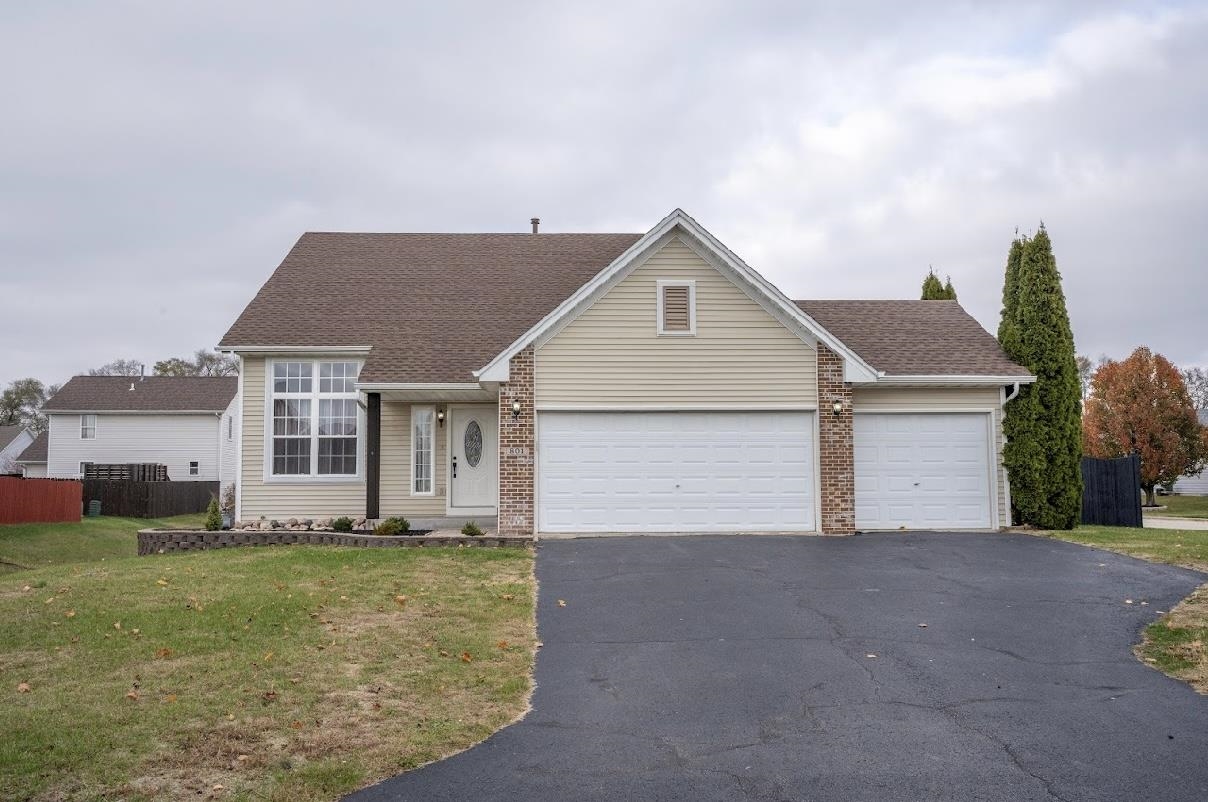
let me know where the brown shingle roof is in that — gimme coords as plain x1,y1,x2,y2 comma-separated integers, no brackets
219,232,643,383
0,425,26,451
16,431,47,463
795,300,1031,378
42,376,238,413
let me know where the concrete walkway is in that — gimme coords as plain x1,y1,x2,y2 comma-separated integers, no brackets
349,532,1208,801
1144,515,1208,530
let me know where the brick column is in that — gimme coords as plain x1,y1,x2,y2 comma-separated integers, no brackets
818,345,855,535
498,347,535,536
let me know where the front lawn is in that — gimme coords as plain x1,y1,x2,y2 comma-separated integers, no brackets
0,514,205,570
1037,524,1208,694
0,539,535,801
1147,494,1208,519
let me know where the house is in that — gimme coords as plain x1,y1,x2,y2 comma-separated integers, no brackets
0,425,35,475
1172,409,1208,495
38,376,239,485
14,431,48,477
219,209,1034,535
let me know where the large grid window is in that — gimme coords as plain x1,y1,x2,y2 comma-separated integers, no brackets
412,406,434,495
269,361,360,477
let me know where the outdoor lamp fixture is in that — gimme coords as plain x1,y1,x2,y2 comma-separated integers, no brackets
436,408,445,428
832,399,843,416
511,400,522,419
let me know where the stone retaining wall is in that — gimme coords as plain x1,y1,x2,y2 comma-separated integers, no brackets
138,529,533,555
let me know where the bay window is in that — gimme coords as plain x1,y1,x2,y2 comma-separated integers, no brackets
270,360,361,477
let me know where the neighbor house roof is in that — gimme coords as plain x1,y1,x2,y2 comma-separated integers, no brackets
219,232,643,383
0,425,26,451
16,431,47,464
795,300,1032,378
41,376,238,413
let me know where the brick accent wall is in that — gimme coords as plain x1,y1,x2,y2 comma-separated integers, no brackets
818,345,855,535
498,347,535,536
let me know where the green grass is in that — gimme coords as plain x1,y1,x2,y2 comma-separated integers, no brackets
0,514,205,570
1147,494,1208,519
0,535,535,801
1036,524,1208,694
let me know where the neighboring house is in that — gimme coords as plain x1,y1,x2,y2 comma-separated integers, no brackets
1172,409,1208,496
219,209,1034,534
0,425,35,475
39,376,239,483
14,431,48,478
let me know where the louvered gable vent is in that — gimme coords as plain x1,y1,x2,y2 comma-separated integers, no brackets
662,284,691,331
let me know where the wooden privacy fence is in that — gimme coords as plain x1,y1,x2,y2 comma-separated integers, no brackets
0,477,82,524
1081,455,1143,527
82,480,219,519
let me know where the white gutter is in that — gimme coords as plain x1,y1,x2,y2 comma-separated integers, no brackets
217,345,371,354
1004,382,1022,402
355,382,485,392
875,374,1037,386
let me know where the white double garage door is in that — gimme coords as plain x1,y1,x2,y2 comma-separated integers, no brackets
538,410,993,533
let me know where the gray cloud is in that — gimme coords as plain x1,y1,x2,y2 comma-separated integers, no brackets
2,1,1205,388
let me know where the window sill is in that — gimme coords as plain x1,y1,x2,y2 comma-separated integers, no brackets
262,475,364,485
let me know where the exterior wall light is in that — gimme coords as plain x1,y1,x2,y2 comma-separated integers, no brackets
436,408,445,427
511,400,522,418
832,399,843,416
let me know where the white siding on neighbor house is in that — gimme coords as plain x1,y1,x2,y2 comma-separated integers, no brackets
46,412,223,481
536,237,818,408
852,386,1009,528
1173,473,1208,496
21,464,47,478
219,395,239,487
239,356,365,521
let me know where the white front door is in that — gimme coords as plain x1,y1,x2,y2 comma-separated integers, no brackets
449,406,497,512
537,411,816,533
854,412,994,530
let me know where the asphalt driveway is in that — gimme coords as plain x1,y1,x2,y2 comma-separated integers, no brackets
350,533,1208,801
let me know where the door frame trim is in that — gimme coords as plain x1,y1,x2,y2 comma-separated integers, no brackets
445,403,499,516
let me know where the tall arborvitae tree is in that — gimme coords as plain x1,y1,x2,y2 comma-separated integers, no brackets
921,269,946,299
942,276,957,300
999,226,1083,529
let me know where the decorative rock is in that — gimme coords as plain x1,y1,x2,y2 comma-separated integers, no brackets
259,522,272,531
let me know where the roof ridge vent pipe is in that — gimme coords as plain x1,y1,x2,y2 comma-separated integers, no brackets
531,217,540,234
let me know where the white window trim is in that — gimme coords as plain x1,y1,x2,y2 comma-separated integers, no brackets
655,279,697,336
262,359,365,484
80,414,97,440
411,405,436,496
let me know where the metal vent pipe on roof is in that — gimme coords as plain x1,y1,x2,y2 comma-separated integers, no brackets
531,217,540,234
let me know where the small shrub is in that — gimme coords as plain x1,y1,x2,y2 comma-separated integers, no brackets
204,499,222,531
374,517,409,537
332,516,354,533
220,483,236,513
461,520,483,537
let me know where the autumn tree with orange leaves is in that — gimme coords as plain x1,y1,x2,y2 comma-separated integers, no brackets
1083,347,1208,507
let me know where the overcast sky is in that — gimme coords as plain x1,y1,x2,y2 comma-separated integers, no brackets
2,1,1205,389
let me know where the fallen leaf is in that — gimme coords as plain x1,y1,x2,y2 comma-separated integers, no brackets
126,690,139,701
290,720,303,729
113,622,122,630
64,610,76,619
262,690,278,702
557,599,567,608
501,594,514,601
263,651,274,662
163,694,178,703
394,595,407,606
212,784,224,791
496,640,509,649
16,682,31,693
227,713,235,720
438,649,450,658
460,651,473,663
155,647,174,659
156,579,169,586
288,676,302,685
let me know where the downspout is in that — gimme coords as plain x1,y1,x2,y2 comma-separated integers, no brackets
1004,382,1021,403
1001,383,1020,527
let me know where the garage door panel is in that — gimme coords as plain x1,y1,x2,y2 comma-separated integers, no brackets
855,413,993,530
538,411,815,533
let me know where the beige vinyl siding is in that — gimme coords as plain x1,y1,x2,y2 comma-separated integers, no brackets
239,356,365,520
379,402,448,517
852,386,1009,528
536,237,817,407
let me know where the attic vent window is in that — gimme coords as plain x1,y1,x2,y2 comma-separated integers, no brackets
657,280,696,335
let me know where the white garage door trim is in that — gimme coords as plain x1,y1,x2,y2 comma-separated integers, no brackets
854,411,998,531
537,410,817,533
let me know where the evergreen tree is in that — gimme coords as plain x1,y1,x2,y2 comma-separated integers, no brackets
942,276,957,300
921,269,946,299
999,226,1082,529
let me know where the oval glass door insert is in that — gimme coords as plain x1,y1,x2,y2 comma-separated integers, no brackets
464,420,483,467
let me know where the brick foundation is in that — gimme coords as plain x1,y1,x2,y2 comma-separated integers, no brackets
498,347,535,536
818,345,855,534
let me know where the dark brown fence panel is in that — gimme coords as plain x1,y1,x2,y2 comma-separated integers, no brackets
82,480,219,519
0,477,82,524
1081,455,1142,527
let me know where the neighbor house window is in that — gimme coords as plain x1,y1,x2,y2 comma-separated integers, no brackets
189,461,199,476
656,280,696,335
411,406,434,495
80,414,96,439
269,360,361,477
227,415,233,441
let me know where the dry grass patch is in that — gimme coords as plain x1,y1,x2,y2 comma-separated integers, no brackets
0,544,535,801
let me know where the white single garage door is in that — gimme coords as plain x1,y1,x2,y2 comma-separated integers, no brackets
854,413,993,530
538,411,815,533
